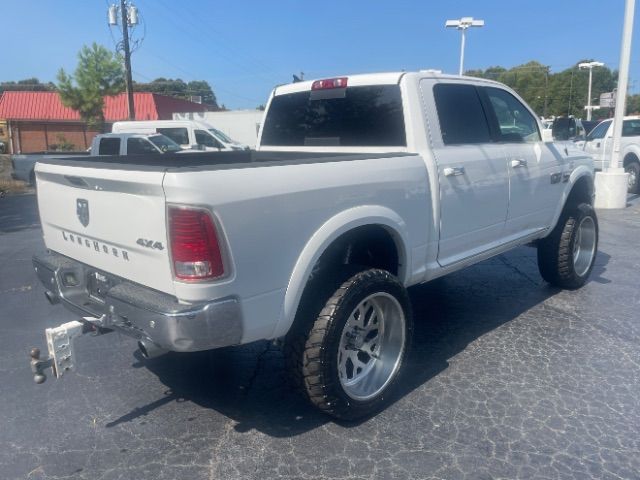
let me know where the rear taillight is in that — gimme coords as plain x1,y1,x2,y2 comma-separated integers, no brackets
311,77,348,90
168,207,224,281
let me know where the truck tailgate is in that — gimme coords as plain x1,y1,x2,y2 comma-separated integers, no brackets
35,162,175,296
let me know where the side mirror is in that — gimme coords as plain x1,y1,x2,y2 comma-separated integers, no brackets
542,129,554,142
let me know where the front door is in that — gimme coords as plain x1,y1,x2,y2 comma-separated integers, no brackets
426,82,509,267
480,87,565,236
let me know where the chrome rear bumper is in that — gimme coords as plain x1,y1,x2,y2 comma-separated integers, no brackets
33,251,243,352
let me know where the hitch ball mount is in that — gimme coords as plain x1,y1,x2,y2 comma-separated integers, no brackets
29,320,88,384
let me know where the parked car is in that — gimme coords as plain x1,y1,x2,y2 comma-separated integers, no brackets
551,117,598,143
11,133,187,185
29,71,597,420
89,132,186,156
582,116,640,193
112,120,249,151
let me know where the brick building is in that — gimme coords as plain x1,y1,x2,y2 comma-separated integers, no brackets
0,91,208,153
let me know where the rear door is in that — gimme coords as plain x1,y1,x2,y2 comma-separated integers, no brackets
426,81,509,267
35,161,174,295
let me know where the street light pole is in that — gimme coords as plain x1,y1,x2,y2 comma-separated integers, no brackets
578,61,604,121
445,17,485,76
610,0,635,172
594,0,635,209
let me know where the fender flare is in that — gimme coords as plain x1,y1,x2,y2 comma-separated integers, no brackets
548,166,594,232
271,205,411,339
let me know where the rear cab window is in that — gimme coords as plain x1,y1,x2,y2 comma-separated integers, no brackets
261,85,406,147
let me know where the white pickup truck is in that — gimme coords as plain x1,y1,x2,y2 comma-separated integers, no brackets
29,72,598,420
11,133,186,185
582,115,640,194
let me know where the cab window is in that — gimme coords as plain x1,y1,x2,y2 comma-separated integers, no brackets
157,127,189,145
622,119,640,137
586,121,611,141
195,129,223,149
483,87,540,143
98,137,120,155
433,83,491,145
127,137,159,154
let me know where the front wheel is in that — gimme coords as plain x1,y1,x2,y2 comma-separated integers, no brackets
286,269,413,420
537,203,598,289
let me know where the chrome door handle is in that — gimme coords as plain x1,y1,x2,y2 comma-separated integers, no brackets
443,167,465,177
510,158,527,168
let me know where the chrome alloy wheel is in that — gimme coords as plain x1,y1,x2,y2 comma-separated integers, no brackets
627,165,638,190
337,292,406,401
573,216,597,277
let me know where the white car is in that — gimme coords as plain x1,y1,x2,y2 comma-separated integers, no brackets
30,71,597,420
582,116,640,193
112,120,249,152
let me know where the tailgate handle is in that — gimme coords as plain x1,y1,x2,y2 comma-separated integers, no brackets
64,176,89,188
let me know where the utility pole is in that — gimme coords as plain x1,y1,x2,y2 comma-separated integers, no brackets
121,0,135,120
108,2,139,120
543,66,549,119
579,61,604,121
445,17,485,75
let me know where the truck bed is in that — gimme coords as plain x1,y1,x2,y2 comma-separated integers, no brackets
37,150,413,172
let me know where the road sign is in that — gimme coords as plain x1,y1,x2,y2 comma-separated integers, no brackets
600,91,616,108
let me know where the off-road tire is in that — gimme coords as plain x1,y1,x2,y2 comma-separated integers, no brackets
537,203,598,289
285,268,413,421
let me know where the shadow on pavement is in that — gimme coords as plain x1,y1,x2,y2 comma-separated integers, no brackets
105,248,610,437
0,194,39,233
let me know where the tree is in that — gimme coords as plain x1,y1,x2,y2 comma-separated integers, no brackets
133,78,219,109
57,43,124,130
466,60,616,118
0,78,55,94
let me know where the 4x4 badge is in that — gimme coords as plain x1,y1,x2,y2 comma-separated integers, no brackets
76,199,89,227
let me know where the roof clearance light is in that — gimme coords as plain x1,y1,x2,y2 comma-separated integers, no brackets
311,77,348,90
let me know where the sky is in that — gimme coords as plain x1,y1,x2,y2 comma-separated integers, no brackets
2,0,640,109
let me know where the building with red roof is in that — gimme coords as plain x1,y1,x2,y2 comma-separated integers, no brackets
0,91,208,153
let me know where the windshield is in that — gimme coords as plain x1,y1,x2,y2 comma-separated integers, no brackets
586,120,611,141
208,128,233,144
148,134,182,152
261,85,406,147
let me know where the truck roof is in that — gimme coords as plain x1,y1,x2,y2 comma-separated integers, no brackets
273,71,505,96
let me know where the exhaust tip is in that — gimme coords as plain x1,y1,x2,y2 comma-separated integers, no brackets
138,340,166,360
44,290,60,305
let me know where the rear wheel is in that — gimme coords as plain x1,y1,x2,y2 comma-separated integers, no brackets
625,160,640,194
537,203,598,289
285,268,412,420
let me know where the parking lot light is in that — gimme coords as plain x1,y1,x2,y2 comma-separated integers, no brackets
445,17,485,76
579,61,605,121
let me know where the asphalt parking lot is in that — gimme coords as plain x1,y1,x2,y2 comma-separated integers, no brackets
1,193,639,480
